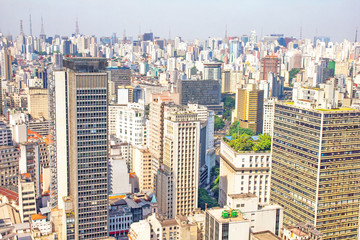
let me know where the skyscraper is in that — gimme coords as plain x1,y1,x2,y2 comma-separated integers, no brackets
51,57,109,239
233,84,264,134
271,102,360,239
260,56,280,80
156,105,200,218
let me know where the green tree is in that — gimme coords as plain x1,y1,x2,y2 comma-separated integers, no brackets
198,188,219,209
252,134,271,151
228,133,254,151
214,116,225,131
229,121,255,136
223,96,235,109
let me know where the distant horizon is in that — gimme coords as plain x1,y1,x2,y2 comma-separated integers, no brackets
0,0,359,42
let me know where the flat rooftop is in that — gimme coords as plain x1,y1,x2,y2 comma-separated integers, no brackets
251,231,281,240
207,207,245,223
228,193,257,199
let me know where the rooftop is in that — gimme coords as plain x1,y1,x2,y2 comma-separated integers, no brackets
207,207,246,224
228,193,257,199
251,231,281,240
30,214,46,221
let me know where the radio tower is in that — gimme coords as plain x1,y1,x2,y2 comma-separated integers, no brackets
75,17,79,35
20,20,24,35
29,13,32,36
355,28,358,43
41,16,44,34
300,26,302,40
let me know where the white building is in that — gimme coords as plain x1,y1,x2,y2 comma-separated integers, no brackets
226,193,283,236
263,98,276,137
115,103,146,146
219,140,271,206
205,207,250,240
30,214,52,236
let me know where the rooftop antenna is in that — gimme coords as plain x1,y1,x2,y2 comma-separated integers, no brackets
41,16,44,34
20,20,24,35
168,27,171,40
75,17,79,35
300,26,302,40
29,13,32,36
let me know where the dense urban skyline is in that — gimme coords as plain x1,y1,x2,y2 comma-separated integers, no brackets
0,0,359,41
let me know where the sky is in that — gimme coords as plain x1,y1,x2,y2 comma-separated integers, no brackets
0,0,359,42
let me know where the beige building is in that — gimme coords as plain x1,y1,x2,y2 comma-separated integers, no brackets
18,174,37,223
27,88,49,120
233,84,264,134
156,105,200,218
132,145,157,193
129,212,204,240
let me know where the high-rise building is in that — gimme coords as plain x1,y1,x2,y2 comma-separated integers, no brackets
0,146,19,187
51,57,109,239
107,67,131,103
27,88,49,120
219,140,271,206
203,63,222,81
156,105,200,218
271,102,360,239
233,84,264,134
260,56,280,80
0,121,12,146
179,79,222,114
262,98,276,137
1,48,12,81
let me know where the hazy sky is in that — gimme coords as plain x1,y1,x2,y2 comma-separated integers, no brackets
0,0,359,42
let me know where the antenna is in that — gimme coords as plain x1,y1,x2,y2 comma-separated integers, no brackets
225,24,228,43
168,27,171,40
20,20,24,35
355,28,358,43
41,16,44,34
75,17,79,35
29,13,32,36
300,26,302,40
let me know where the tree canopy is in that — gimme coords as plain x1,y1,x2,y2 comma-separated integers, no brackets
229,121,255,136
214,116,225,131
227,133,271,152
198,188,218,210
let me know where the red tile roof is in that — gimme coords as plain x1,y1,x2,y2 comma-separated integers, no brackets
0,187,18,202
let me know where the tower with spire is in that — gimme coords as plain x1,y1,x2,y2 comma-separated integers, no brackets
29,13,32,36
75,17,79,36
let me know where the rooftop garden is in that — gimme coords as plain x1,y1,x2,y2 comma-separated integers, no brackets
225,121,271,152
225,133,271,152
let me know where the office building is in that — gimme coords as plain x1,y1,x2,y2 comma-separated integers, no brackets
1,49,12,81
226,193,283,236
260,56,280,81
262,98,276,137
0,146,19,187
132,145,157,193
18,174,37,223
233,84,264,134
203,62,222,81
0,121,12,146
221,70,231,93
156,105,200,218
114,102,145,146
219,140,271,206
204,207,250,240
51,58,109,239
179,79,222,114
270,102,360,239
27,88,49,120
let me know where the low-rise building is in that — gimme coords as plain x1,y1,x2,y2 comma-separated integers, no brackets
30,213,52,236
